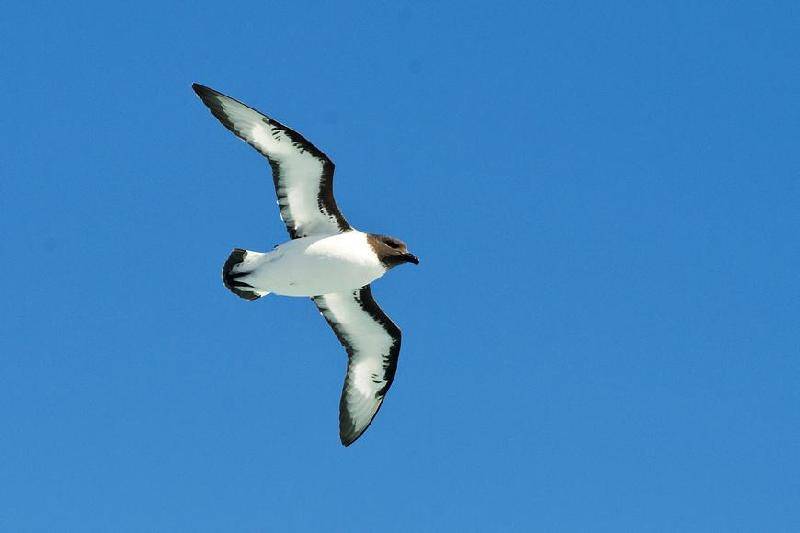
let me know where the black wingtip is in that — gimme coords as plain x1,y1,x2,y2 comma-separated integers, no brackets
192,83,218,99
340,433,357,447
339,418,367,447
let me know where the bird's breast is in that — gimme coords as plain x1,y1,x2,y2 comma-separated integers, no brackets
252,231,385,296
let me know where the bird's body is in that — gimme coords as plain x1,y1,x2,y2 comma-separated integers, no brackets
231,231,386,297
192,83,418,446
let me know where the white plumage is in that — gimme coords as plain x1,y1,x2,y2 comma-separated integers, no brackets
232,232,386,297
192,83,417,446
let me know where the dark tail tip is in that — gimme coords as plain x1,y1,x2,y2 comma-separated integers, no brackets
222,248,261,301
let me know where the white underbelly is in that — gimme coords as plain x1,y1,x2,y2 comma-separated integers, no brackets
245,232,386,297
255,255,384,296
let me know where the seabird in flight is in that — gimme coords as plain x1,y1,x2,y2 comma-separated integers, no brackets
192,83,419,446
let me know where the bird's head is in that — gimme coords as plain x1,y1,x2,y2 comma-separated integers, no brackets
368,234,419,269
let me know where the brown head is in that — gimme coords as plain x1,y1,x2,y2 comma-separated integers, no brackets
367,234,419,269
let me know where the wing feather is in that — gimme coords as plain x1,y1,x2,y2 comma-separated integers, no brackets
192,83,350,238
313,286,401,446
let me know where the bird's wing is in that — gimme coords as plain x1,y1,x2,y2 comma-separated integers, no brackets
193,83,350,239
312,285,401,446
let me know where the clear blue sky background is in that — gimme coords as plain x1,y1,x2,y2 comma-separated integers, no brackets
1,1,798,531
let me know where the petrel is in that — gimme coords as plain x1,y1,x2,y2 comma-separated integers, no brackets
192,83,419,446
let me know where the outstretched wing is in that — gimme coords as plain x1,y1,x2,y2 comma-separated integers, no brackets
313,286,401,446
192,83,350,239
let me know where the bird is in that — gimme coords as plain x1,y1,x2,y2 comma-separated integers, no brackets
191,83,419,446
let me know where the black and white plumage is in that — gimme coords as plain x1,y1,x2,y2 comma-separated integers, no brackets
192,84,348,239
192,83,418,446
313,287,400,446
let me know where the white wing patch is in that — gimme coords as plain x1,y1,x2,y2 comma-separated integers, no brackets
193,84,350,239
313,286,401,446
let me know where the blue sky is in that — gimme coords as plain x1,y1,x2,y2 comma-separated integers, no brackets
1,1,798,531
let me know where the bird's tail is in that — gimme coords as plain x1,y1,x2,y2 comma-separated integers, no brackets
222,248,269,300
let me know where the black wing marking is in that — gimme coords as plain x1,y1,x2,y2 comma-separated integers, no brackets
193,83,350,239
313,285,401,446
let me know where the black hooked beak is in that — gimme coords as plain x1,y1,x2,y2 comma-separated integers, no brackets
403,252,420,265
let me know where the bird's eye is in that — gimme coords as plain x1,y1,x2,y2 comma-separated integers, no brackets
385,240,400,249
